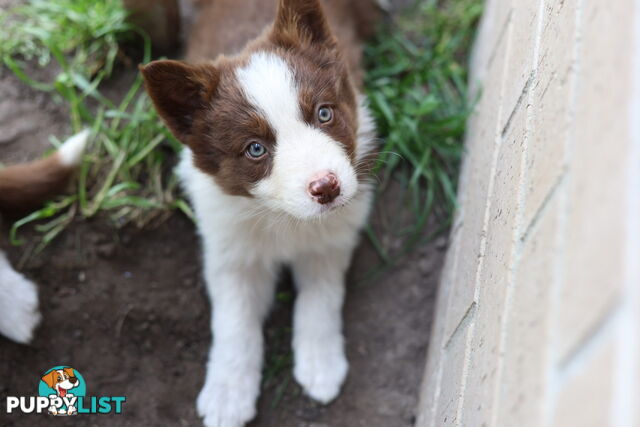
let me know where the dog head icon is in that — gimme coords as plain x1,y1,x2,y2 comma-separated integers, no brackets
41,367,79,398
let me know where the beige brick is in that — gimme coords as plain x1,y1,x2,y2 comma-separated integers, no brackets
415,224,462,427
459,104,527,427
496,194,560,427
478,104,527,288
552,334,616,427
458,298,503,427
433,318,474,426
555,0,634,362
523,0,577,230
469,0,512,94
443,20,512,342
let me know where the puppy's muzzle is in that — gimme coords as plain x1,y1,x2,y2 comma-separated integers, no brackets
308,172,340,204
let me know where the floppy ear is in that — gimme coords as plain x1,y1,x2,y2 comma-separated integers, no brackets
270,0,336,48
139,60,219,143
41,371,57,388
63,367,75,378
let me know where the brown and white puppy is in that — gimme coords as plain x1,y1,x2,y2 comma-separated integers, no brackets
0,130,88,344
140,1,379,426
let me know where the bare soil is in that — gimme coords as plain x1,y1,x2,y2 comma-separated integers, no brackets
0,2,445,425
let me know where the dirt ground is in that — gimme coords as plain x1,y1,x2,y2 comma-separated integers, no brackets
0,1,446,426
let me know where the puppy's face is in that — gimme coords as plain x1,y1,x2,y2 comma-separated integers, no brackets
141,0,362,220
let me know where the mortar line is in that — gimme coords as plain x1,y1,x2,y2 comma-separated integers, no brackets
500,73,534,138
520,170,566,243
427,345,445,426
556,297,622,373
443,302,477,350
487,9,515,70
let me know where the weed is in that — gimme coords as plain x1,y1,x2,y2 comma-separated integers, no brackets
364,0,482,259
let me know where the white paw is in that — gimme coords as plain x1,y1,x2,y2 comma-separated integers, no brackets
294,338,348,404
0,274,41,344
196,377,258,427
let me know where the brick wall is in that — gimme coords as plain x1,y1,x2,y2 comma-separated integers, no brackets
415,0,640,426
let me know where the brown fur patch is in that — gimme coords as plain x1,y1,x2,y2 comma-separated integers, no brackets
139,60,219,142
290,49,358,161
190,62,277,196
0,153,74,216
141,59,277,196
185,0,383,87
270,0,336,48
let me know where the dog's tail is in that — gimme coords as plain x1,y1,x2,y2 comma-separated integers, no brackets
0,130,90,215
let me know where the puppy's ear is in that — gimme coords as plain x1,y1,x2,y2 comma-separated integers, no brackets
139,60,219,143
63,367,75,378
41,371,57,388
271,0,336,48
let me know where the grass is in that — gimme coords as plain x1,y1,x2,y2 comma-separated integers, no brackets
363,0,482,261
1,0,188,250
1,0,135,129
1,0,481,254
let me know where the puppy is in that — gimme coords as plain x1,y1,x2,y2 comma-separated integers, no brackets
0,130,89,344
141,1,378,425
41,367,80,415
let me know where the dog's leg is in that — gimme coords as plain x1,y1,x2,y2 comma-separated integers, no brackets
0,251,41,343
291,248,352,404
197,261,277,427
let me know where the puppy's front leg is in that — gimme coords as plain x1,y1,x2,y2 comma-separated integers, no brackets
197,262,276,427
0,251,41,344
291,249,352,404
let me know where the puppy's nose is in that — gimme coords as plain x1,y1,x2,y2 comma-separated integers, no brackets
69,377,78,384
308,172,340,204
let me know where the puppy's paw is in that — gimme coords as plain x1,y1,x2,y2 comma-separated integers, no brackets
197,378,258,427
0,274,41,344
294,338,348,404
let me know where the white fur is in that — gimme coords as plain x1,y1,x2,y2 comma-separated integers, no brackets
58,129,90,167
0,250,41,343
181,52,376,427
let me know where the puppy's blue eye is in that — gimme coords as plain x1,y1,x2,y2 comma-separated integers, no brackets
246,142,266,158
318,106,333,123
